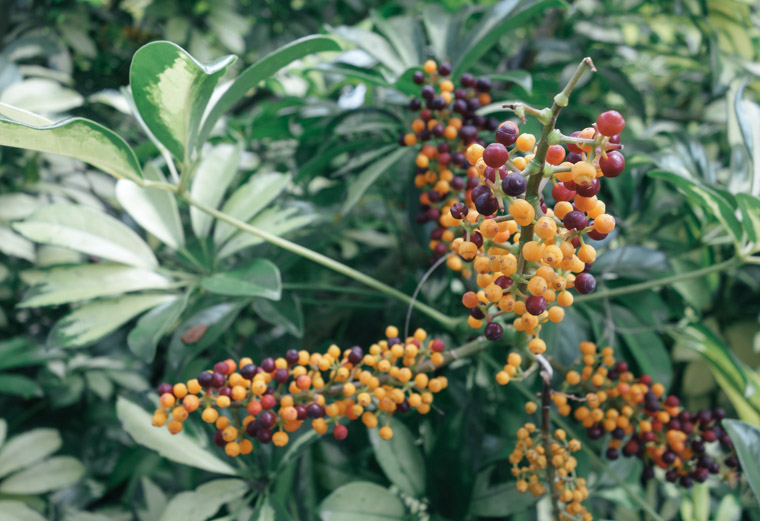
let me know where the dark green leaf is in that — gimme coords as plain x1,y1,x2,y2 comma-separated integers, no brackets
368,418,425,498
0,374,42,398
201,259,281,299
342,146,411,215
252,292,303,338
723,420,760,503
318,482,406,521
128,293,190,362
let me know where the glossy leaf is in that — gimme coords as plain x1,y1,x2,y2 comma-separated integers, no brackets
128,293,189,362
13,205,158,269
49,294,175,349
200,35,341,141
189,143,241,238
201,258,281,299
20,264,172,308
130,41,236,160
0,114,143,181
214,172,290,245
117,397,236,475
0,456,84,494
342,146,410,215
0,428,61,479
723,419,760,501
318,482,406,521
158,479,248,521
367,418,425,498
252,292,303,337
116,164,185,249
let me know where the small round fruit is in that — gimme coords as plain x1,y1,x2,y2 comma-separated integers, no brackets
482,143,509,167
502,174,527,196
574,273,596,294
526,295,547,316
485,322,504,341
600,150,625,178
597,110,625,136
563,210,587,231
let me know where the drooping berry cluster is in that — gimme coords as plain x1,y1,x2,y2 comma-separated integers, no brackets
151,326,447,456
400,59,498,265
509,419,591,521
432,110,626,345
558,341,740,487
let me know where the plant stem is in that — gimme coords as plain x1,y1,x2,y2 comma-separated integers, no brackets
574,257,742,303
416,337,489,373
180,192,461,331
538,357,561,518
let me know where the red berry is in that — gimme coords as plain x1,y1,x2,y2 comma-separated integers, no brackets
333,424,348,440
576,178,601,197
430,339,445,352
566,131,583,154
552,182,575,202
526,295,547,316
600,150,625,178
596,110,625,136
495,124,518,146
482,143,509,168
261,394,277,410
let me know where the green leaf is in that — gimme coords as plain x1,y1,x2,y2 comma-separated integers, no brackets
733,79,760,198
330,27,404,78
13,205,158,269
422,4,456,63
0,101,53,125
0,428,61,479
20,264,173,308
116,397,236,475
139,477,168,521
129,41,236,161
0,114,143,181
116,164,185,249
158,479,248,521
0,375,41,399
201,258,281,299
250,495,292,521
737,193,760,250
371,13,424,69
649,170,744,245
128,293,189,362
200,35,340,141
0,226,35,262
189,143,241,238
252,292,303,338
486,70,533,93
452,0,566,79
0,456,84,494
49,294,175,349
469,468,537,517
367,418,425,498
0,501,48,521
276,431,318,472
0,420,6,448
217,208,317,260
318,482,406,521
0,194,42,221
613,305,672,389
213,173,290,245
723,419,760,502
342,146,411,215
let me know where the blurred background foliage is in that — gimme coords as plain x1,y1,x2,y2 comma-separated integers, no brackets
1,0,760,520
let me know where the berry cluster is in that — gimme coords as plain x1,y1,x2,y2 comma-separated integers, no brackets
151,326,447,456
444,110,625,346
559,341,740,487
510,420,591,521
400,59,498,265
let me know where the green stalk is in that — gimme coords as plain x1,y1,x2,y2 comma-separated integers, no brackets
180,192,461,331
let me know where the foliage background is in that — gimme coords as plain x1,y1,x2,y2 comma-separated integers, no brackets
1,0,760,520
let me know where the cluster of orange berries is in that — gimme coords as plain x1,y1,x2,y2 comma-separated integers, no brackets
510,418,591,521
431,109,627,344
151,326,447,456
558,341,740,487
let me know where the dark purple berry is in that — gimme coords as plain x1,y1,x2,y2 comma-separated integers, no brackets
501,174,527,196
525,295,547,316
563,210,587,231
574,273,596,294
485,322,503,341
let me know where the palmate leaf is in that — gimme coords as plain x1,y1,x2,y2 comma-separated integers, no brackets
129,41,236,162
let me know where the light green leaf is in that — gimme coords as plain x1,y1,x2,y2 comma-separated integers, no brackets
158,479,248,521
116,164,185,249
0,375,42,399
487,70,533,93
213,172,290,245
201,258,281,299
139,477,167,521
0,78,83,114
422,4,455,62
128,293,189,362
0,420,6,448
117,397,236,475
249,495,292,521
0,115,143,181
714,494,742,521
469,468,537,517
737,193,760,250
367,418,425,498
200,35,341,141
342,146,411,215
0,226,35,262
276,431,318,471
217,208,317,259
0,194,42,221
189,143,241,238
252,292,303,338
723,419,760,502
130,41,236,161
318,482,406,521
49,294,175,349
0,501,48,521
452,0,565,79
330,26,404,77
371,13,423,69
0,428,61,479
13,205,158,269
20,264,172,307
0,101,53,125
0,456,84,494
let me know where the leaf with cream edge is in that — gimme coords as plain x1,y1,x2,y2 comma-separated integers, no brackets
129,41,236,162
49,294,176,349
213,172,290,245
0,112,143,182
190,142,241,238
13,205,158,269
116,397,236,475
19,264,173,308
116,163,185,249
